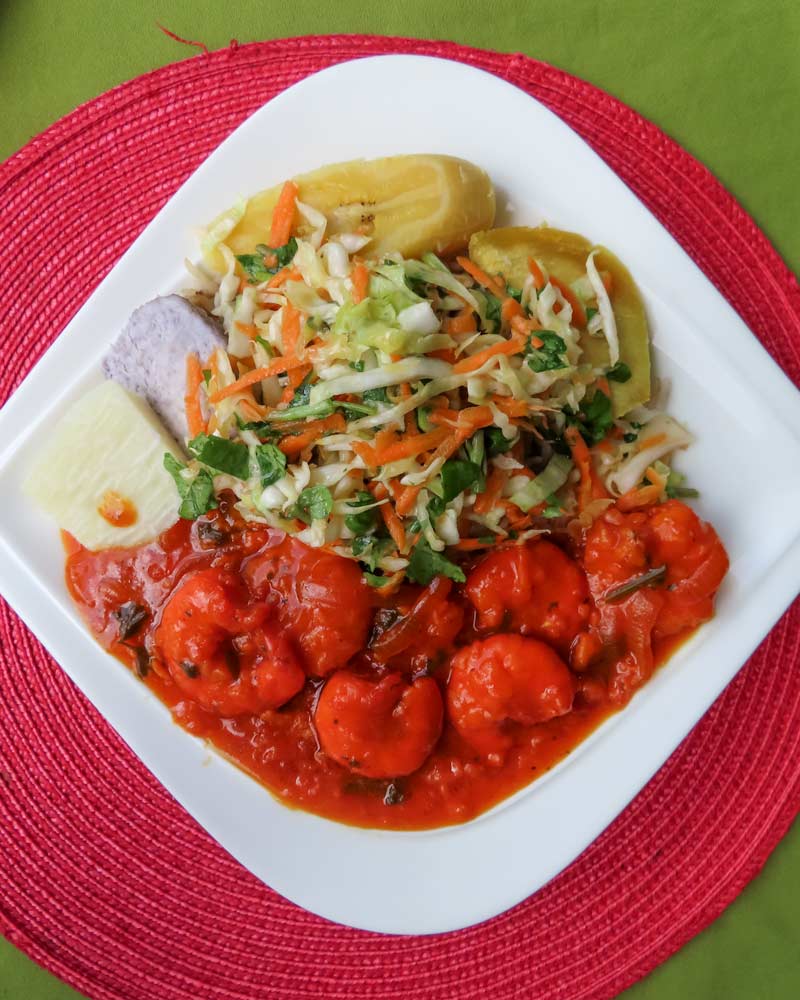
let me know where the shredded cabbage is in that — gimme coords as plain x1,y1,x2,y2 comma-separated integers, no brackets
586,251,620,365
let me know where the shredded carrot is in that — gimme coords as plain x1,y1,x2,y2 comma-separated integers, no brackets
455,256,506,296
445,306,477,335
237,277,247,294
596,376,611,397
565,425,594,512
398,383,419,436
510,315,543,346
238,398,267,422
267,266,302,290
428,410,461,429
528,257,546,291
566,425,610,509
269,180,298,248
422,407,494,472
395,483,423,517
453,335,526,374
550,276,587,328
280,362,311,404
637,432,667,452
234,321,257,339
369,483,406,552
351,440,378,466
184,354,205,439
371,427,450,466
351,262,370,304
453,537,497,551
617,466,666,512
502,297,523,323
209,355,308,403
372,428,397,456
454,405,495,430
474,466,506,516
490,395,529,419
281,302,302,356
278,413,346,456
429,347,457,363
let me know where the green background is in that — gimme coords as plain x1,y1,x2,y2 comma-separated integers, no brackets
1,1,798,997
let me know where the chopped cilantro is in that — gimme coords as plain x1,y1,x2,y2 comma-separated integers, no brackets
287,372,314,408
586,306,598,321
234,413,282,440
202,369,212,386
352,535,394,571
506,284,523,303
256,237,298,268
288,485,334,524
623,432,639,443
440,459,483,503
362,386,389,404
485,426,515,456
406,539,466,586
526,330,568,373
416,407,433,432
254,443,286,488
542,494,563,518
607,361,632,383
336,400,376,420
270,400,335,422
235,254,272,284
349,360,366,372
427,494,445,518
254,335,272,354
188,433,250,480
484,293,502,328
345,491,380,534
665,470,700,499
163,454,218,520
237,239,297,284
575,390,613,444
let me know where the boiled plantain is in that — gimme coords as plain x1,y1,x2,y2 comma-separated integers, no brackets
468,226,651,416
205,155,495,271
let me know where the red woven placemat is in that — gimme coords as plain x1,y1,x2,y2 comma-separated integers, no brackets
1,35,799,1000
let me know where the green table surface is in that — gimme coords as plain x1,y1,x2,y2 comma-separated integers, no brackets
1,1,798,998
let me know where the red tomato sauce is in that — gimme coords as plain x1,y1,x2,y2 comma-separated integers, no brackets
97,490,138,527
64,495,727,830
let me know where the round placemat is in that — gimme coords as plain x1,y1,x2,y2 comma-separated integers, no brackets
1,35,799,1000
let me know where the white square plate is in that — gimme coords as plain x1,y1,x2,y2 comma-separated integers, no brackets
1,55,799,935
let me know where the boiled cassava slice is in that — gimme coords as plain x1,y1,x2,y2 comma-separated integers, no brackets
25,381,183,550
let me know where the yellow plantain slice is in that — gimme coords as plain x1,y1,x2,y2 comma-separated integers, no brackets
468,226,651,416
205,154,495,271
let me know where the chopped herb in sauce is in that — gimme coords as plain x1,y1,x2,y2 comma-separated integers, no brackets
113,601,147,641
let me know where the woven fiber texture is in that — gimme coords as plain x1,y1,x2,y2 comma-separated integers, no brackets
1,34,799,1000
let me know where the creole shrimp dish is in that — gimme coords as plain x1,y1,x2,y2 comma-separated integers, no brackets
27,155,729,829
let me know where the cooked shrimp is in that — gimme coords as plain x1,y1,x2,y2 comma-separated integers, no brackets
314,671,443,778
447,634,575,756
243,535,373,676
156,568,305,715
465,540,590,653
583,499,729,703
370,576,464,671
